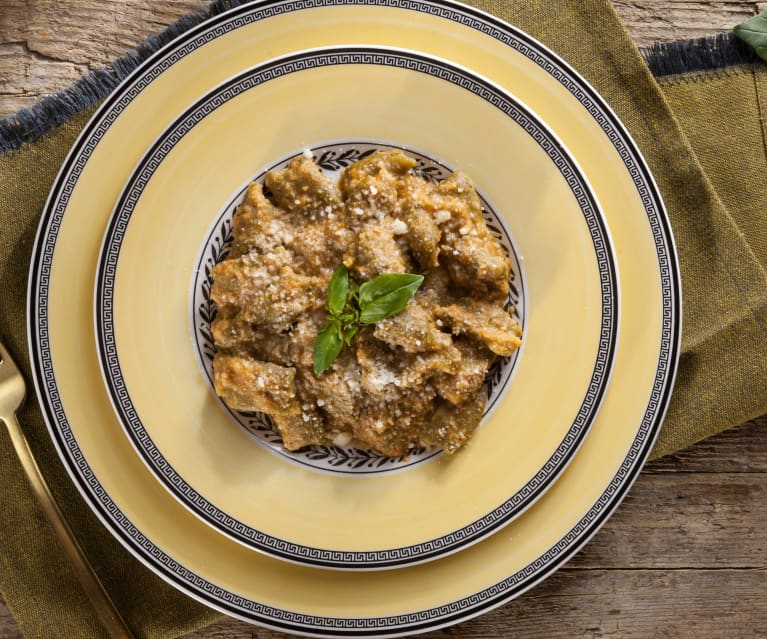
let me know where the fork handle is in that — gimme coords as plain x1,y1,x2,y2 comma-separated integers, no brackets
2,412,135,639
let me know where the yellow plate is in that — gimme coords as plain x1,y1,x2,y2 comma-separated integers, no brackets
29,1,680,634
93,47,618,568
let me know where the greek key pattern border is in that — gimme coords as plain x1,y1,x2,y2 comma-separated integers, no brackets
95,48,617,568
30,0,678,633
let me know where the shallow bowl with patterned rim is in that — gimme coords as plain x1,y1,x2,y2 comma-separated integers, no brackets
93,46,618,569
28,0,680,633
190,140,525,474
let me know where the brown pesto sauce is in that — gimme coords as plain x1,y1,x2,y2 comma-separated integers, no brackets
211,150,522,456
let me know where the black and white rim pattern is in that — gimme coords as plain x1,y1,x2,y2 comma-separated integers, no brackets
191,141,524,475
94,49,616,568
27,0,680,635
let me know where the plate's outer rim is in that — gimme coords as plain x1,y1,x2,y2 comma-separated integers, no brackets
92,45,619,570
26,0,681,636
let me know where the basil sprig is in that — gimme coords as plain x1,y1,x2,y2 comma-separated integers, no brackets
313,265,424,375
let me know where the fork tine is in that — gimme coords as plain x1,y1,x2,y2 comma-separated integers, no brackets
0,340,12,381
0,339,18,374
0,340,22,404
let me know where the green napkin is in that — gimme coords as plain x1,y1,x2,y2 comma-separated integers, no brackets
648,50,767,456
1,0,766,637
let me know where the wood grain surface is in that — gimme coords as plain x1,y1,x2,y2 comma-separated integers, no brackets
2,1,767,638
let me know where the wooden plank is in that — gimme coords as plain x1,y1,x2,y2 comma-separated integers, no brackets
1,568,764,637
646,417,767,474
0,0,764,116
569,472,767,568
613,0,759,46
0,42,88,115
179,569,767,638
0,0,204,118
0,0,206,65
0,595,21,639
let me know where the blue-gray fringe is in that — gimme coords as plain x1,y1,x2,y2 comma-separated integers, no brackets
0,0,247,154
642,32,755,77
0,7,758,153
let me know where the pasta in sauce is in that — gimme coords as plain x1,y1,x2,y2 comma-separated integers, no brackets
211,150,521,456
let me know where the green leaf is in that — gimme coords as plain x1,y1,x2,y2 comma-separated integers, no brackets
358,273,424,307
326,264,349,316
358,273,424,324
734,11,767,62
343,324,359,346
313,321,343,375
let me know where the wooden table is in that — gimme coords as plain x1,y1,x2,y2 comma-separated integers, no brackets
1,2,766,637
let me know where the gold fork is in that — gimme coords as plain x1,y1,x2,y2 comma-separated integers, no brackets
0,339,134,639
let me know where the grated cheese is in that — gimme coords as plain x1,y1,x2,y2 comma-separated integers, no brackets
333,432,353,447
391,219,408,235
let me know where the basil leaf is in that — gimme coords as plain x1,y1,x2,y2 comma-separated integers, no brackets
358,273,424,324
343,324,359,346
358,273,423,307
734,11,767,62
327,264,349,316
313,321,343,375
